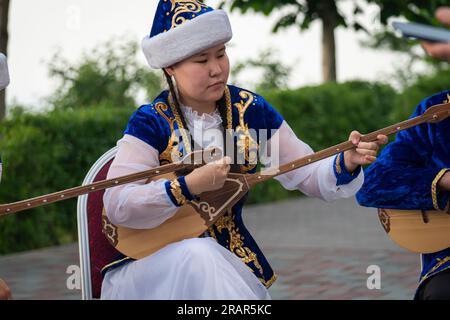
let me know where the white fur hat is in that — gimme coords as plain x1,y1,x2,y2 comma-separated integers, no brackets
142,0,233,69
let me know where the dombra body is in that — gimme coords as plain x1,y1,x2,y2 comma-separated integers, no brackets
378,208,450,253
102,169,250,259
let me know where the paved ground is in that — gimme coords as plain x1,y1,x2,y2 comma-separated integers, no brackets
0,196,420,300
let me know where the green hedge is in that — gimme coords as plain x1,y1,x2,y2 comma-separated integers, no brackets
0,105,134,253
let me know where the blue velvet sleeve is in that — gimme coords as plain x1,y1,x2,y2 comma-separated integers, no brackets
356,103,450,210
164,176,199,207
333,152,362,186
123,104,169,154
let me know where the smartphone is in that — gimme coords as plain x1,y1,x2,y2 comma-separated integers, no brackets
393,21,450,43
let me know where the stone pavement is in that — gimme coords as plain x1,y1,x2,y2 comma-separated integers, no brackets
0,197,421,300
266,246,418,300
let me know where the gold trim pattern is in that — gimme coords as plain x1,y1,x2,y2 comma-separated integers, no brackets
443,93,450,104
335,153,342,174
191,177,245,222
101,257,133,273
169,0,207,30
259,274,278,289
377,209,391,234
207,225,218,240
101,214,119,247
432,169,449,210
169,179,187,206
154,102,183,164
419,256,450,285
234,90,259,172
213,210,264,275
224,87,233,130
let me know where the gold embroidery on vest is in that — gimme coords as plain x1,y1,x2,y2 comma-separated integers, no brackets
259,274,278,288
213,210,264,275
234,91,259,173
154,102,182,164
207,225,218,241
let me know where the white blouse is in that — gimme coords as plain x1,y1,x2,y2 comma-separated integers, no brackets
103,105,364,229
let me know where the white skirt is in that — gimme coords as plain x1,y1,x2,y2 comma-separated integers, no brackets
101,237,271,300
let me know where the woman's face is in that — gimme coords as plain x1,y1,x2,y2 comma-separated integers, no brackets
166,43,230,106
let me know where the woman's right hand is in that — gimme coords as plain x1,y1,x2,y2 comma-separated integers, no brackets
185,156,231,196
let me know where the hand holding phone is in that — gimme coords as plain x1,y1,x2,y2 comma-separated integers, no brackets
393,7,450,62
392,21,450,43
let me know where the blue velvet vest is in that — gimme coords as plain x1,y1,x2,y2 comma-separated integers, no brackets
356,90,450,298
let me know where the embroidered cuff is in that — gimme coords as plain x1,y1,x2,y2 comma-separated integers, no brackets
431,169,450,210
164,176,198,207
333,152,361,186
177,176,198,201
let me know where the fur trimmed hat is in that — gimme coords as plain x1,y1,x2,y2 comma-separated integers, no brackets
142,0,233,69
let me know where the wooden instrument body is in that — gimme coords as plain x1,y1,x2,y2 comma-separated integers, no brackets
102,171,250,259
378,208,450,253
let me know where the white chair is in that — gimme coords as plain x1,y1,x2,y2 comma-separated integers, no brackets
77,147,119,300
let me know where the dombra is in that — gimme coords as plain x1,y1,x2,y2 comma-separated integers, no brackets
1,102,450,258
102,169,250,259
378,208,450,253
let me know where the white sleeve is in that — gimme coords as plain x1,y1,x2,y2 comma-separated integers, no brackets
103,134,178,229
260,121,364,201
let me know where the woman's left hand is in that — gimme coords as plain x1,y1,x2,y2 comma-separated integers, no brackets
343,131,389,172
